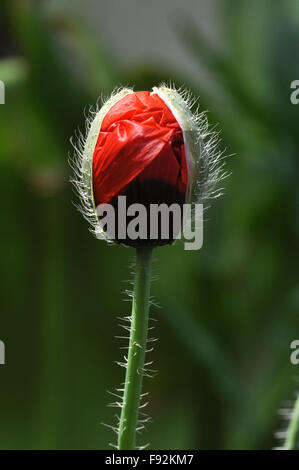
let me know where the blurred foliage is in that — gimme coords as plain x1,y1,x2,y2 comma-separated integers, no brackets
0,0,298,449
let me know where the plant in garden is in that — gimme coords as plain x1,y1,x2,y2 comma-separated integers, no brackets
276,391,299,450
284,392,299,450
71,84,226,449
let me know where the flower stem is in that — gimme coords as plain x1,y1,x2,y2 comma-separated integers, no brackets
118,246,153,450
284,393,299,450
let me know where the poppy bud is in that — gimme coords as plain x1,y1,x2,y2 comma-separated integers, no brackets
72,85,225,246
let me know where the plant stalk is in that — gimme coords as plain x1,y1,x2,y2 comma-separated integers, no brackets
118,246,153,450
284,393,299,450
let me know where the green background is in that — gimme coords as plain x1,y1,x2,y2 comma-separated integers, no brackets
0,0,299,449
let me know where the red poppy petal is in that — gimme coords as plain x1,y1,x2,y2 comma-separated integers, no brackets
92,91,187,206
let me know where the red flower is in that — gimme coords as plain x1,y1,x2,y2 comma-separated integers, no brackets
92,91,188,209
72,85,225,246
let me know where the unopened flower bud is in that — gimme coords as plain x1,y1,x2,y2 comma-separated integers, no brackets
71,85,226,246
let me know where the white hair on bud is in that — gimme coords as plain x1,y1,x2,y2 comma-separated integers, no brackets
69,87,134,240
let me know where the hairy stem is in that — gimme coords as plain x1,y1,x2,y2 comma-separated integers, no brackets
284,393,299,450
118,246,153,450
